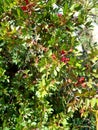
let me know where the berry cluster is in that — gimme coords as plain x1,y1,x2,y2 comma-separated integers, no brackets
60,50,70,64
20,0,34,12
75,77,86,88
51,49,72,65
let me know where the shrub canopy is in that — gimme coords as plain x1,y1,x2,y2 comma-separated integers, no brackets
0,0,98,129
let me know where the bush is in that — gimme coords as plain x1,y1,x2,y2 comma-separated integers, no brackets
0,0,98,129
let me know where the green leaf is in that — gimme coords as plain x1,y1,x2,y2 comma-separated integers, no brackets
63,3,69,15
3,127,9,130
17,8,21,18
54,69,57,76
91,98,97,108
0,67,5,76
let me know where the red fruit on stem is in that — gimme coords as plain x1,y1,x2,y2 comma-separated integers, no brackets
21,6,27,11
65,58,70,61
78,77,85,83
64,58,70,64
25,0,29,5
61,57,70,64
61,57,66,62
61,50,65,55
57,13,62,17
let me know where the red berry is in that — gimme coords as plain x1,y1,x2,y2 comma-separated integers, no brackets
61,57,66,62
65,58,70,61
61,57,70,64
21,6,27,11
57,13,62,17
64,58,70,64
61,50,65,55
78,77,85,83
25,0,29,5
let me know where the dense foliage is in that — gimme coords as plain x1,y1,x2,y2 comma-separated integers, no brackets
0,0,98,129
